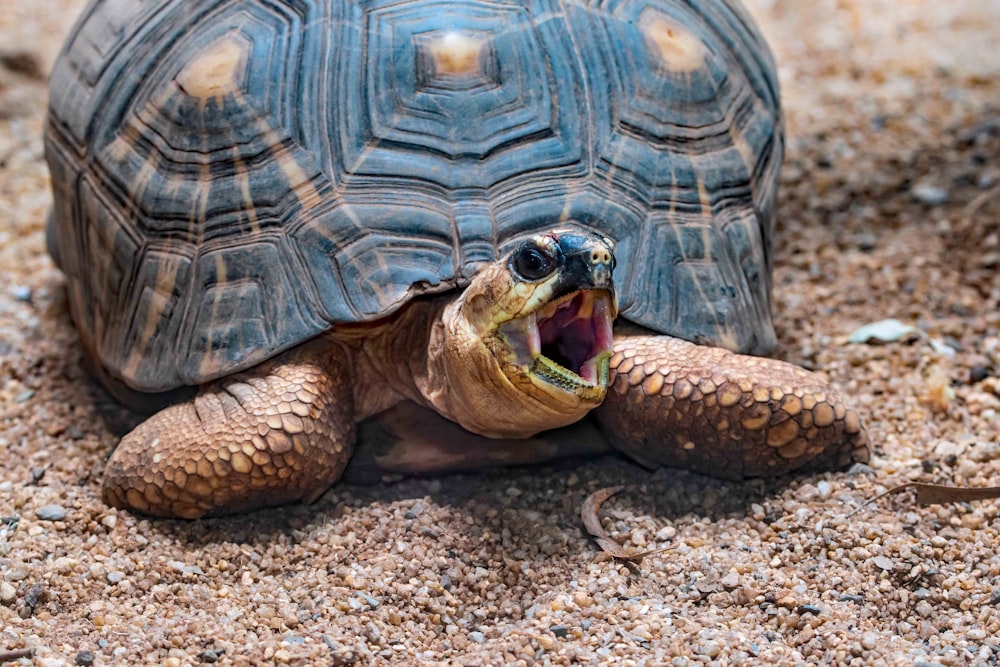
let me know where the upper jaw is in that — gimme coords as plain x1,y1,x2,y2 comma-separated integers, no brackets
497,289,616,401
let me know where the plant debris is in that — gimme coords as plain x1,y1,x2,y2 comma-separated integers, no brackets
850,481,1000,517
580,487,674,562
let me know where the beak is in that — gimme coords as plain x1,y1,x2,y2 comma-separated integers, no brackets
546,232,616,304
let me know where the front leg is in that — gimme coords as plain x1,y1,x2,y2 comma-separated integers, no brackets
596,335,870,480
102,337,356,519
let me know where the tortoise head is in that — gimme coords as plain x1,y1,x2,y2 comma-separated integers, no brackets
433,230,617,438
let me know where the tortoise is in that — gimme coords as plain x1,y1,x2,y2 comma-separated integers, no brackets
45,0,870,518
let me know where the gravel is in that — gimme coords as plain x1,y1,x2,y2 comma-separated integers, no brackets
34,504,66,522
2,0,1000,665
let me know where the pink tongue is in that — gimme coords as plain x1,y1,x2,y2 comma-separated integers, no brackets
538,295,596,373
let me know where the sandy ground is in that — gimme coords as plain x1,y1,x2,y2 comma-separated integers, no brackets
1,1,999,665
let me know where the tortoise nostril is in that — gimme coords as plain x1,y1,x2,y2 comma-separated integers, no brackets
590,250,611,265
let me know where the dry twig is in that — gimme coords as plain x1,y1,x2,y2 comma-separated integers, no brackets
848,481,1000,518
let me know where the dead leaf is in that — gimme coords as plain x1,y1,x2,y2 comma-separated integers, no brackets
849,481,1000,517
580,486,674,562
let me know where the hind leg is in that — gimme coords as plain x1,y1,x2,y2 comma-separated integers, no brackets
103,337,355,519
596,335,870,479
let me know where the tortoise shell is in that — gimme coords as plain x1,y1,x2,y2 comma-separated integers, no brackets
45,0,782,393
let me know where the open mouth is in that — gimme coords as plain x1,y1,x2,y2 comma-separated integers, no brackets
498,290,616,396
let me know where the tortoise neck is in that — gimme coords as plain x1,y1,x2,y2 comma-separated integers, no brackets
331,295,456,422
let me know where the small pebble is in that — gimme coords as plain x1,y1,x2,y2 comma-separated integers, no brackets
6,568,28,582
872,556,895,571
847,463,875,477
969,364,992,384
910,181,949,205
74,650,95,666
1,582,16,602
854,232,877,251
721,571,740,589
549,624,569,638
11,286,31,302
354,591,378,608
776,596,797,609
168,560,205,576
468,631,485,644
967,628,987,641
24,583,44,608
35,505,67,521
106,571,126,584
698,641,721,658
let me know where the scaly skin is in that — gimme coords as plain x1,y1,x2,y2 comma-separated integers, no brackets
103,325,869,518
103,337,358,518
102,233,870,518
596,335,869,479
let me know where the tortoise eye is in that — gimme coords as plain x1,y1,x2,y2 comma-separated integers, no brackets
512,243,558,281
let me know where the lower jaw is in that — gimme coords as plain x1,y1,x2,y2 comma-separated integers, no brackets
531,352,610,404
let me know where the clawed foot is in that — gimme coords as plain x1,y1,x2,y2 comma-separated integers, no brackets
103,340,355,518
597,335,870,479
